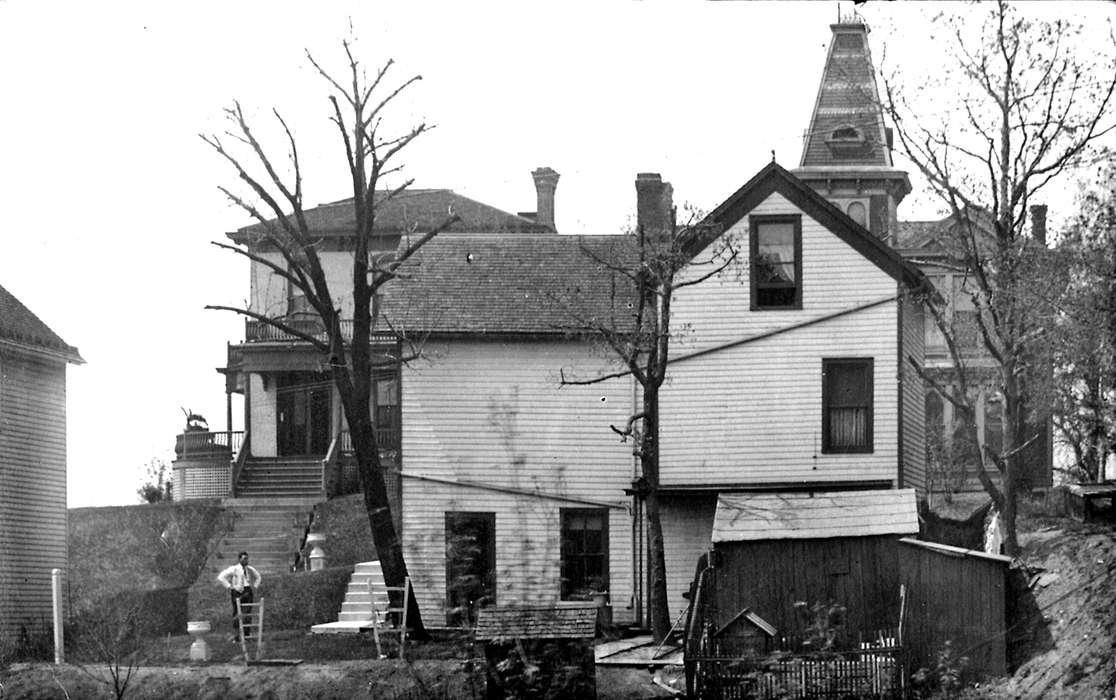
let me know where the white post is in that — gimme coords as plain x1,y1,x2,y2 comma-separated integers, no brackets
51,568,63,664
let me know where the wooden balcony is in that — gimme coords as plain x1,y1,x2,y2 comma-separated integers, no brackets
244,318,398,344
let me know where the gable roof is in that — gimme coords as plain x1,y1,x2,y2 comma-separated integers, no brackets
379,233,636,335
474,605,598,641
230,188,553,243
682,161,926,290
799,20,893,169
0,284,82,363
711,488,919,542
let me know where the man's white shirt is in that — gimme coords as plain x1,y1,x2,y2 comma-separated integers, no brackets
217,563,261,592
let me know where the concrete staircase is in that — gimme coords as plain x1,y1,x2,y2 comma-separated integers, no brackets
311,561,388,634
235,457,323,499
204,499,317,578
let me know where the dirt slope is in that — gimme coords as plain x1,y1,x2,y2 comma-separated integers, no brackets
976,517,1116,699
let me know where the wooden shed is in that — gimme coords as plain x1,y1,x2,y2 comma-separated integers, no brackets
898,537,1011,678
708,489,919,643
474,605,598,699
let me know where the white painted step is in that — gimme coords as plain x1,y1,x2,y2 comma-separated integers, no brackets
311,561,390,635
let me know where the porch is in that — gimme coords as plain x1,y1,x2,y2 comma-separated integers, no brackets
172,428,400,502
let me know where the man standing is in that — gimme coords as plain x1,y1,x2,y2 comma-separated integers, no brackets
217,551,262,639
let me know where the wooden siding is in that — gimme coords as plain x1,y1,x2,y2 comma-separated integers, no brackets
662,192,901,486
250,251,362,319
661,496,717,621
0,348,68,641
898,538,1009,678
399,339,636,626
711,536,906,639
900,293,927,494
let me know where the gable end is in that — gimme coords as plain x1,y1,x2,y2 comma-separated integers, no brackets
683,162,925,291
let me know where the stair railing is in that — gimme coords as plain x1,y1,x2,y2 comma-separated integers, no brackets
229,431,251,498
321,432,342,498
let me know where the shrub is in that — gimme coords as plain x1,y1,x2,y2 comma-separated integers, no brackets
189,566,354,631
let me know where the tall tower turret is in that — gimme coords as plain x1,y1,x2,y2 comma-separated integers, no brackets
793,12,910,244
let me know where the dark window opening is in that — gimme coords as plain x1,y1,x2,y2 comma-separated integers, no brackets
831,126,863,141
823,359,874,453
560,509,609,600
445,512,496,627
750,215,802,310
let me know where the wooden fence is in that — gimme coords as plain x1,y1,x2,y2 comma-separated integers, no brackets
897,537,1011,678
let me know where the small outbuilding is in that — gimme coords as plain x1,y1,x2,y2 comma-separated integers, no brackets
474,605,598,700
707,488,919,641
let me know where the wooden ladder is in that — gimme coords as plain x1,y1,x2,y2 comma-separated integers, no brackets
235,597,265,664
370,577,411,660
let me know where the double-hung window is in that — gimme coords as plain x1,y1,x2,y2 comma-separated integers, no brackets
822,358,874,453
750,215,802,310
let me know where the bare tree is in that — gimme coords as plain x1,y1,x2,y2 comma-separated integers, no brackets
203,42,459,635
555,208,734,642
879,0,1116,554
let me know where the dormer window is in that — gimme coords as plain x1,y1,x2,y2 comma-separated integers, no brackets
825,125,871,157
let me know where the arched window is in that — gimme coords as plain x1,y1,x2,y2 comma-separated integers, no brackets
846,201,867,226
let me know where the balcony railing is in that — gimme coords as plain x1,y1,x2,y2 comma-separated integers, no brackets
244,318,399,344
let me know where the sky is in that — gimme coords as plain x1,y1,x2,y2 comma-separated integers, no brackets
0,1,1111,507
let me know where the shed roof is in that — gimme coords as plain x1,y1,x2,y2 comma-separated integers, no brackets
0,283,82,363
474,605,598,641
379,233,636,335
711,488,919,542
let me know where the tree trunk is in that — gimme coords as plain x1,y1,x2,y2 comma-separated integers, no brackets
1000,366,1022,557
640,383,672,643
336,361,428,638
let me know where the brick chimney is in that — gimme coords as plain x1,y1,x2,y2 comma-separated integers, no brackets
1029,204,1048,244
635,173,674,243
531,167,560,231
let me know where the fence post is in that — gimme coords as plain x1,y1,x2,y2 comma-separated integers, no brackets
51,568,63,664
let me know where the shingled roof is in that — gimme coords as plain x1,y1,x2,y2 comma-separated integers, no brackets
0,284,82,363
474,605,598,641
379,233,637,335
230,188,553,243
799,20,893,169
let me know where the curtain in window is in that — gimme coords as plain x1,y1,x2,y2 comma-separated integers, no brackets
828,407,868,448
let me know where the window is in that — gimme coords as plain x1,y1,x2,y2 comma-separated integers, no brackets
372,368,400,450
846,201,867,227
445,512,496,626
831,126,862,141
822,359,874,453
750,215,802,310
560,509,608,600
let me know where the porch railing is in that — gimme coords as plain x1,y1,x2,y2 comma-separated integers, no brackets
229,432,251,498
175,430,245,459
339,427,400,453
